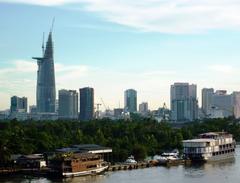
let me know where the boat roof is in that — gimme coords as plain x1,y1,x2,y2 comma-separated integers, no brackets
183,138,215,143
56,144,112,154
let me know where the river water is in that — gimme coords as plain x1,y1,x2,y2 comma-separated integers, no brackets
1,146,240,183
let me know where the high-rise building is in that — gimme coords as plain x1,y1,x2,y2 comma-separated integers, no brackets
33,31,56,113
124,89,137,113
211,90,233,118
171,83,198,122
10,96,28,113
58,90,78,119
232,92,240,119
139,102,148,116
202,88,214,116
79,87,94,121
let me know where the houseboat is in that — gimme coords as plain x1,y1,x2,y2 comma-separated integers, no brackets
49,153,109,177
183,132,236,162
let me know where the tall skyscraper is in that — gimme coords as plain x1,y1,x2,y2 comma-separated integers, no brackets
171,83,198,122
202,88,214,116
79,87,94,121
124,89,137,113
10,96,28,113
58,90,78,119
33,31,56,113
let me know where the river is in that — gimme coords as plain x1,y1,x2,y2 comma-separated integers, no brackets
1,146,240,183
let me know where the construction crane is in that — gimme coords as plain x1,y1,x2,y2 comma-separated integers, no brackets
101,98,111,117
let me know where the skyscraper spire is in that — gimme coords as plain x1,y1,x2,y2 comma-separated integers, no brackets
51,17,55,33
42,32,45,56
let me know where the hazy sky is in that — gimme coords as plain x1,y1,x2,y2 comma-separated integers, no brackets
1,0,240,111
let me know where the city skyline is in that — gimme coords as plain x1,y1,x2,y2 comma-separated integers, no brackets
1,1,240,110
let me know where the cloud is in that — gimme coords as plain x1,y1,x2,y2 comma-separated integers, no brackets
208,64,236,74
0,59,178,110
0,0,78,6
2,0,240,33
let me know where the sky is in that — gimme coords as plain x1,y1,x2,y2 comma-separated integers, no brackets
1,0,240,111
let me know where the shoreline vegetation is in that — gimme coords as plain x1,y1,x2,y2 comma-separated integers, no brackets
1,117,240,165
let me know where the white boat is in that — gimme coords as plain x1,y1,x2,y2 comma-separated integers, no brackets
125,155,137,164
183,132,236,162
154,150,179,164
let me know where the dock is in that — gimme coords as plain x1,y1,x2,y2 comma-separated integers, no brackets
108,162,153,171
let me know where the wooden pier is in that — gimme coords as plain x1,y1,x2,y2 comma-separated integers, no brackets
108,162,153,171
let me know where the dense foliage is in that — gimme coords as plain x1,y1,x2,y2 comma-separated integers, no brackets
0,117,240,164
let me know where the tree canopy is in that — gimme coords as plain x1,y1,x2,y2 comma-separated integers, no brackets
0,117,239,164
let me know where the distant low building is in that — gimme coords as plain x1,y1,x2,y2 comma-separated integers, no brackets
30,113,58,121
114,108,124,119
15,154,46,169
0,109,10,120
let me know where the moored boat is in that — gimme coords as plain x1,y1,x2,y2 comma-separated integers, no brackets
183,132,236,162
49,153,109,177
155,150,180,164
125,155,137,164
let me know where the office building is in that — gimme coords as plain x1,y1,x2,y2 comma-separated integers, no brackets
211,90,233,118
124,89,137,113
139,102,148,116
58,90,78,119
114,108,124,119
33,30,56,113
171,83,198,122
10,96,28,113
202,88,214,116
232,92,240,119
79,87,94,121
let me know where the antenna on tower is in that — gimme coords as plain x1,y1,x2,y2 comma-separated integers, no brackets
42,32,45,56
50,17,55,33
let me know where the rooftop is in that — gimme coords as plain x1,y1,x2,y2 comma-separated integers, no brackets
183,138,216,143
56,144,112,154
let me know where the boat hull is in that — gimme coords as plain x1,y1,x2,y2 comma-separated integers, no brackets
62,165,109,178
205,152,235,162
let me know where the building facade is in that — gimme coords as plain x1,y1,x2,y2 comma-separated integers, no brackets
139,102,148,116
202,88,214,116
124,89,137,113
33,31,56,113
10,96,28,113
171,83,198,122
79,87,94,121
211,90,233,118
58,90,78,119
232,92,240,119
